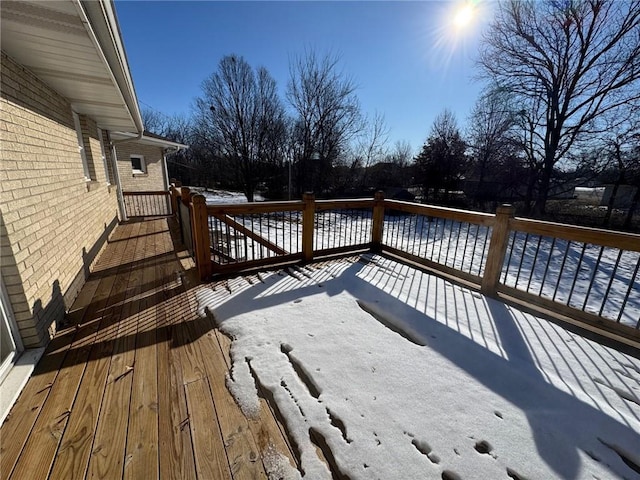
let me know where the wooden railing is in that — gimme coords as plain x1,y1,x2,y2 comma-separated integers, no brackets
498,213,640,341
123,191,172,218
169,186,640,346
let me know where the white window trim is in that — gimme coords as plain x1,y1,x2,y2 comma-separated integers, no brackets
72,111,91,181
97,128,111,185
130,154,146,175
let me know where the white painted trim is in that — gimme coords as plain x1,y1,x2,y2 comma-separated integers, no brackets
97,127,111,185
0,348,45,425
110,132,188,149
72,111,92,181
130,154,146,174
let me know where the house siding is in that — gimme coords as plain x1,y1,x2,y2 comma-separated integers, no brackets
0,52,119,348
116,143,167,192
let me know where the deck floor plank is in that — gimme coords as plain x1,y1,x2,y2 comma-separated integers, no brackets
0,276,103,480
1,218,296,480
86,221,150,479
186,316,268,480
184,377,232,480
50,221,143,480
7,226,130,480
215,330,299,470
156,225,197,480
123,220,160,480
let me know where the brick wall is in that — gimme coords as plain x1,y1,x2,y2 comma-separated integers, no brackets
116,142,167,192
0,52,120,348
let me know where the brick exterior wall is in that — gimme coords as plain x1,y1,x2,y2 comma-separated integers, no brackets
116,142,167,192
0,52,120,348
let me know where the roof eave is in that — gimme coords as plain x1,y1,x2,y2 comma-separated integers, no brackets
75,0,143,134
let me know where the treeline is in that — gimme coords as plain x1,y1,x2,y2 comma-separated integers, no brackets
151,0,639,227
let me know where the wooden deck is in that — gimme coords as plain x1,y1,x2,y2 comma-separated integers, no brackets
0,218,296,480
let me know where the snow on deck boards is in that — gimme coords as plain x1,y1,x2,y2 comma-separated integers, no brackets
0,218,294,480
198,255,640,480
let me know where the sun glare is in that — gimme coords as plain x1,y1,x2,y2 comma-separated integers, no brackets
453,3,475,29
426,0,486,76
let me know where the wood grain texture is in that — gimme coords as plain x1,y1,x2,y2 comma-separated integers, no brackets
8,236,124,480
156,221,197,480
123,221,160,480
509,217,640,252
185,378,232,480
1,218,301,479
214,330,299,471
86,222,149,479
185,316,267,480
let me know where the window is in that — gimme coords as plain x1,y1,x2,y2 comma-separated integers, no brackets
130,155,146,174
97,128,111,184
72,111,91,180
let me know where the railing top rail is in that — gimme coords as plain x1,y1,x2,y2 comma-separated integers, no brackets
123,190,170,196
206,200,305,215
384,199,495,227
315,199,375,211
510,217,640,252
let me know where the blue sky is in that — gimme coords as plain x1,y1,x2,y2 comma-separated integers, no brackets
116,1,491,153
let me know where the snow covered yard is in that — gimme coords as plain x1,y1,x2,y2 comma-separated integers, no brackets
196,254,640,480
197,188,265,204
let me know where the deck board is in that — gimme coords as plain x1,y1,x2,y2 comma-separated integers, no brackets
123,220,160,480
51,221,143,480
87,221,146,479
185,308,267,480
0,218,295,479
8,228,129,480
156,221,197,480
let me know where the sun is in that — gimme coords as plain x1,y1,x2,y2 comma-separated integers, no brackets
452,2,476,30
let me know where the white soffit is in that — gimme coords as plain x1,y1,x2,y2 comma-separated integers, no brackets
1,0,138,132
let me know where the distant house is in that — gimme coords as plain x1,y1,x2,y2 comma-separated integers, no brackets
111,131,187,193
0,1,183,401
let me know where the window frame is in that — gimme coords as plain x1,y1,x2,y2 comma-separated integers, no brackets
72,111,91,181
97,128,111,185
130,154,146,175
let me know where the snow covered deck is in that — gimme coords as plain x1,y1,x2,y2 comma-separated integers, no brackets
197,256,640,479
2,217,640,479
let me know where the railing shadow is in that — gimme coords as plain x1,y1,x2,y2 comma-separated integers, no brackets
20,211,640,479
206,255,640,479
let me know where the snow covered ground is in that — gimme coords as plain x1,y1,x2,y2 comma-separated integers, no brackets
197,188,265,204
196,254,640,480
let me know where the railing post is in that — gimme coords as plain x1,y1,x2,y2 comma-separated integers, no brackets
180,186,191,206
302,192,315,262
191,194,212,280
169,185,178,216
371,191,385,252
481,204,515,296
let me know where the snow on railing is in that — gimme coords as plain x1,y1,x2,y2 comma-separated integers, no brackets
171,184,640,344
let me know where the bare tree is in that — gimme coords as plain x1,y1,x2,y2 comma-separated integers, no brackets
479,0,640,214
287,50,363,196
353,112,390,188
195,55,287,201
467,88,518,206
